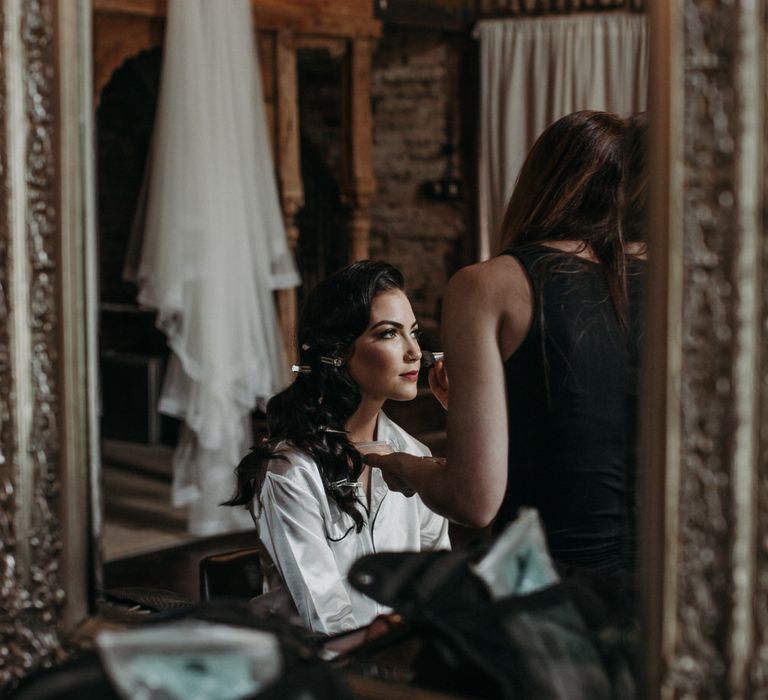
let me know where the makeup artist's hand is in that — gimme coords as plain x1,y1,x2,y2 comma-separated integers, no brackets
366,452,420,495
365,452,446,496
428,358,449,410
365,613,405,642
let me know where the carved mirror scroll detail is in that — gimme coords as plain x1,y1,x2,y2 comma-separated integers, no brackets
0,0,96,686
642,0,768,696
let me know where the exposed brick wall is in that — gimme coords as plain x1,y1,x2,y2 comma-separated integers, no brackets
370,28,472,336
296,27,474,338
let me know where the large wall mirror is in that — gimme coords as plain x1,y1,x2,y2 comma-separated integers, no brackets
3,0,768,696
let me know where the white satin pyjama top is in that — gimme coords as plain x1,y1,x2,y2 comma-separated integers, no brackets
256,412,450,634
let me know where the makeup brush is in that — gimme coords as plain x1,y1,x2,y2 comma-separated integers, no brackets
420,350,444,368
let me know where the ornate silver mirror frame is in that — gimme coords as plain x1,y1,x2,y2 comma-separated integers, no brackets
0,0,98,686
641,0,768,696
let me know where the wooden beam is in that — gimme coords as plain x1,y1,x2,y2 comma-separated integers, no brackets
257,32,277,158
341,37,376,262
92,0,382,39
293,35,346,58
274,31,303,359
476,0,644,16
374,0,474,33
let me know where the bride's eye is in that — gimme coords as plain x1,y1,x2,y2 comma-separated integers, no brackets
378,327,398,339
411,327,422,340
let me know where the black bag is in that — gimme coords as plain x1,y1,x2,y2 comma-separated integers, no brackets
348,550,637,700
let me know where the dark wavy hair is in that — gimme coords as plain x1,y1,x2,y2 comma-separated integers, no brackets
224,260,406,532
499,110,632,325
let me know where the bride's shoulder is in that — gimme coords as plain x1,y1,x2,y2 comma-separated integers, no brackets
264,442,320,480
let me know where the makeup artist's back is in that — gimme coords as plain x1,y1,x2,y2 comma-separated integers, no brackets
488,111,646,579
373,112,647,587
495,243,645,577
431,112,646,581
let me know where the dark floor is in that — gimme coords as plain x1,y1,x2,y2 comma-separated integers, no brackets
102,439,194,561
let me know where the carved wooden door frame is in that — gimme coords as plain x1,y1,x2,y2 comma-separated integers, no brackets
91,0,381,355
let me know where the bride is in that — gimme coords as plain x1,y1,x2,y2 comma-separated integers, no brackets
225,260,449,634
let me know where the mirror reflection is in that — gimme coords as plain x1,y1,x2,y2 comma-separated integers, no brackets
93,0,647,674
10,0,768,695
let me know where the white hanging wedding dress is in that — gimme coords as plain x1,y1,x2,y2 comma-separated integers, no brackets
136,0,299,535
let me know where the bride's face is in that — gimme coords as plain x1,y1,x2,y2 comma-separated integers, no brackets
347,289,422,404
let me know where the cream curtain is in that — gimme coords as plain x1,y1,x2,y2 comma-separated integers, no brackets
136,0,299,535
475,14,648,258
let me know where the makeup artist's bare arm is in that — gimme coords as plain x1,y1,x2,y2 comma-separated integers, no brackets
371,256,532,527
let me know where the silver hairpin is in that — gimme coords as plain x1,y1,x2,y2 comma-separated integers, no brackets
320,425,347,435
320,356,344,368
329,478,354,489
291,364,312,374
301,343,311,351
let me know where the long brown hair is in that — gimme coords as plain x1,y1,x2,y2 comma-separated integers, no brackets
499,110,631,324
622,112,648,245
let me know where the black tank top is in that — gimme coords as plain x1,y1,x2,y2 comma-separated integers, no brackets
495,244,645,576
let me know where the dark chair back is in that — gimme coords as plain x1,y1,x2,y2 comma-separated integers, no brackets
198,547,263,601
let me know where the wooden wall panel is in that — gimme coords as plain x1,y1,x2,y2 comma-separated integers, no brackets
477,0,645,14
92,0,382,343
93,10,163,100
341,38,376,262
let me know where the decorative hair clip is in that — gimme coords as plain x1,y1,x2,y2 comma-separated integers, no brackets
320,356,344,368
329,478,355,490
420,350,444,368
301,343,311,351
319,425,347,435
291,364,312,374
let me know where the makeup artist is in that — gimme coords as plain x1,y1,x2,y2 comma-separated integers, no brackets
368,111,647,580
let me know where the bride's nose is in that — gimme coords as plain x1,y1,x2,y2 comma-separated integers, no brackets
404,336,421,363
